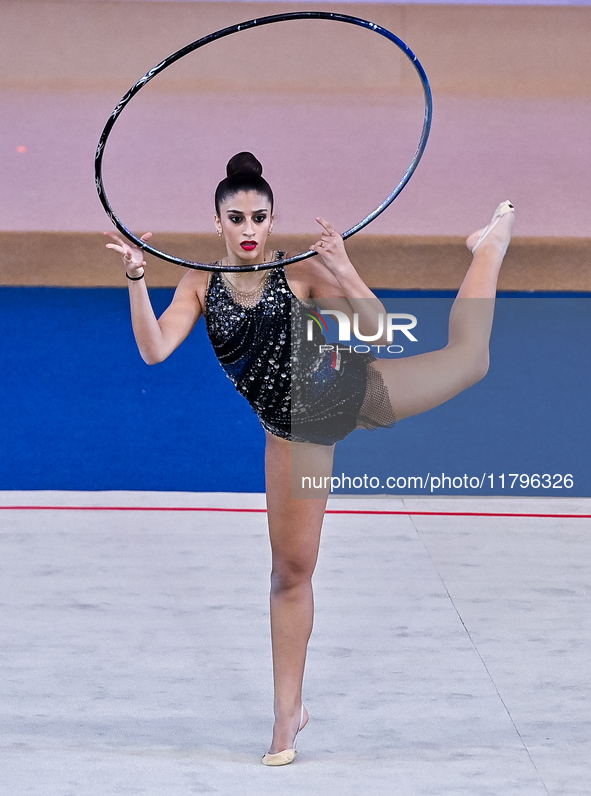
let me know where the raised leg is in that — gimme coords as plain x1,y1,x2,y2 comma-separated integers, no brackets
374,203,514,420
264,432,334,756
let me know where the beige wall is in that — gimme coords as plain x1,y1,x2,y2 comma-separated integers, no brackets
1,1,589,286
2,231,589,291
2,1,591,95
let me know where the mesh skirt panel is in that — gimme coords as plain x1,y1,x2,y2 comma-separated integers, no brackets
357,362,396,431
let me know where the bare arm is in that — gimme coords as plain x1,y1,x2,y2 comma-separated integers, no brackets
105,231,206,364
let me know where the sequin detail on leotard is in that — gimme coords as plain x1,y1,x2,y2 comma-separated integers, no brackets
205,258,292,438
204,256,395,445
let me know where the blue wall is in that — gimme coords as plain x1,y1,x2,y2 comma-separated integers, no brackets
1,288,589,496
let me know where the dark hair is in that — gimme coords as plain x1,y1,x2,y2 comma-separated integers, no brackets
214,152,274,214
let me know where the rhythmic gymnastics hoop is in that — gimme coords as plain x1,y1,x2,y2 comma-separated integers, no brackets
95,11,433,273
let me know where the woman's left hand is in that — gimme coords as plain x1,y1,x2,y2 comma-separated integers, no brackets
309,218,352,278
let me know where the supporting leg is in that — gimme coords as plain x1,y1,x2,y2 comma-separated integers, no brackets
264,432,334,755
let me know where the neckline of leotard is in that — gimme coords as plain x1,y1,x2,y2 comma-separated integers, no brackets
214,251,283,310
208,253,316,311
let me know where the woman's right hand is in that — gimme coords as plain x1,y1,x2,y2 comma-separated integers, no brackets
104,231,152,275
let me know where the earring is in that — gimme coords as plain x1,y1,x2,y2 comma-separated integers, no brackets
217,230,222,237
268,228,273,236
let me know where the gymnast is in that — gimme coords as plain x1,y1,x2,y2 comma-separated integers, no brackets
105,152,514,765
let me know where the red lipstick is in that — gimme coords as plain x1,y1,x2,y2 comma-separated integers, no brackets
241,241,257,251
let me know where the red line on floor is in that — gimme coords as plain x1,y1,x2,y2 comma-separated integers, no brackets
1,506,590,519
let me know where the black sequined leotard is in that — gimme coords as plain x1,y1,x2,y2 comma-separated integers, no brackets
204,254,395,445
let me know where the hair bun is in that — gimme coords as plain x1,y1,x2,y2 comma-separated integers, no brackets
226,152,263,178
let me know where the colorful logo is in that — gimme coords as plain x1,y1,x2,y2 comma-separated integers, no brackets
306,309,418,343
306,311,329,337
